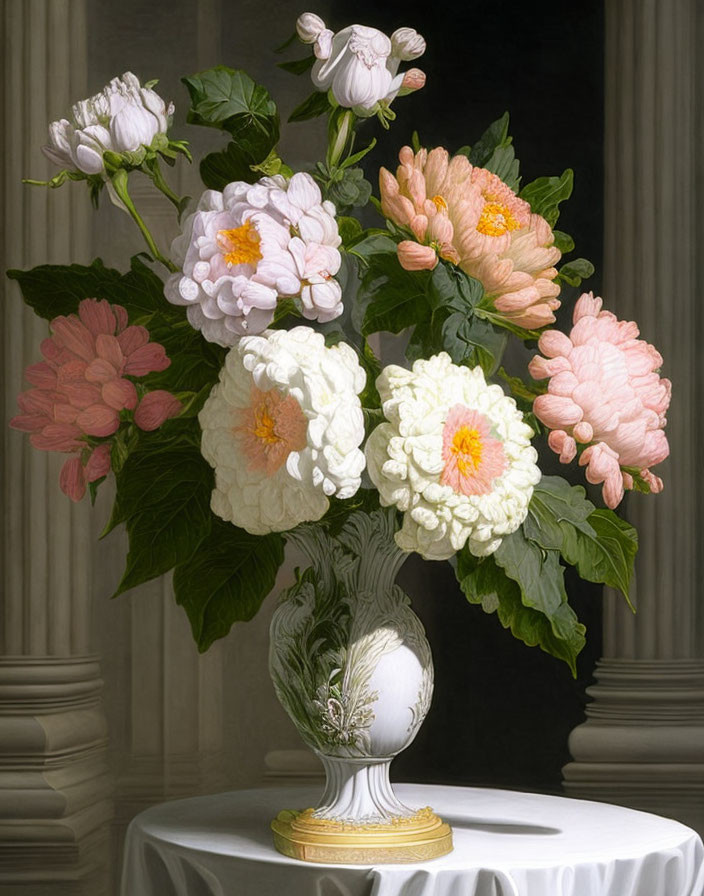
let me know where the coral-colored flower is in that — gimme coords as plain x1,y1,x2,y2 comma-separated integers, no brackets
134,390,182,432
529,292,671,508
379,146,562,328
10,298,175,501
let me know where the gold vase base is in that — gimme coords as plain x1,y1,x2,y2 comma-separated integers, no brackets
271,806,453,864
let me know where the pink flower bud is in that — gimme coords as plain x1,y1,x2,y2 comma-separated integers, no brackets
400,68,426,94
397,241,438,272
134,390,182,432
85,443,112,483
59,456,86,502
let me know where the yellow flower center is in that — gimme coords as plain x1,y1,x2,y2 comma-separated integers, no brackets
451,426,483,475
252,405,280,445
216,220,262,267
431,194,448,213
476,200,521,237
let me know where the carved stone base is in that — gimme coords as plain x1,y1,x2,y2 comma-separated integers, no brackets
563,659,704,835
0,657,113,896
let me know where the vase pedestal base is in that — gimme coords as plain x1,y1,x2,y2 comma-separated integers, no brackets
271,806,453,864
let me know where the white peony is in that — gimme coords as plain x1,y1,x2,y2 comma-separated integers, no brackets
43,72,173,175
365,353,541,560
199,327,367,534
165,173,344,346
296,14,426,115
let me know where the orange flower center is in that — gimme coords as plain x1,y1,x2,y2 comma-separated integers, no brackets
431,194,448,213
476,200,521,237
235,387,307,476
252,404,280,445
216,221,262,267
450,426,483,475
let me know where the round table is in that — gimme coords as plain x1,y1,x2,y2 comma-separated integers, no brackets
120,784,704,896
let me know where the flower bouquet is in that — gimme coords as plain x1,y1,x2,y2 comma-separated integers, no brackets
9,11,670,864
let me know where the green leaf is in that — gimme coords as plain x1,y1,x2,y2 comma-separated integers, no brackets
557,257,595,287
347,232,397,262
88,476,106,506
199,141,259,189
289,90,330,122
519,169,574,228
7,255,174,325
360,251,432,337
277,55,315,75
494,528,571,624
431,265,506,374
173,519,284,651
274,31,298,53
552,230,575,254
466,112,510,167
456,548,585,674
340,138,377,169
561,508,638,605
523,475,595,551
315,164,372,210
484,144,520,192
108,444,213,597
441,311,507,375
337,216,363,247
183,67,279,160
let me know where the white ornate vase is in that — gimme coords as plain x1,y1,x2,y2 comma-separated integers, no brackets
269,509,453,863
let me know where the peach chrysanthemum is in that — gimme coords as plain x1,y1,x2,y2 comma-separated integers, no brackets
379,146,562,329
529,292,671,509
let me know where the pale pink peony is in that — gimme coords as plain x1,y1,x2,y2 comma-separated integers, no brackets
10,298,175,501
379,146,562,328
529,292,671,508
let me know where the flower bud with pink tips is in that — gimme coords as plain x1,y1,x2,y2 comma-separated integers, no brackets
529,292,671,508
295,14,427,115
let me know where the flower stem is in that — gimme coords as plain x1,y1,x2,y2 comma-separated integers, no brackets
110,169,178,273
327,109,355,169
144,158,185,214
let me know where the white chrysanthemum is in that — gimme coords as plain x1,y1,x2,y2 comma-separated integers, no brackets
199,326,367,534
365,353,540,560
165,173,343,346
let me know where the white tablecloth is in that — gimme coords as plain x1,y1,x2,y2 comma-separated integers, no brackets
120,784,704,896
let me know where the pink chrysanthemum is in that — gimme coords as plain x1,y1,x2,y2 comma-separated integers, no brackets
10,298,180,501
529,292,671,509
379,146,562,329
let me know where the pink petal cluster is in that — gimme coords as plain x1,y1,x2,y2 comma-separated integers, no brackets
10,298,180,501
379,146,562,328
529,292,671,508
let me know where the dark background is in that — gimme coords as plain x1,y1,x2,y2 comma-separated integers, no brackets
336,0,607,794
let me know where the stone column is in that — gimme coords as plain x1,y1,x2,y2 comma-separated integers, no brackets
562,0,704,835
93,183,227,868
0,1,113,893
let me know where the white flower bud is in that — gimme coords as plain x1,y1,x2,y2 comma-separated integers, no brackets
296,12,326,44
308,22,427,114
72,124,111,174
43,72,173,177
42,119,74,167
390,27,426,61
110,103,159,152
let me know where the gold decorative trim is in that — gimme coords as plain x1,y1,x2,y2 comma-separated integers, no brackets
271,806,453,864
